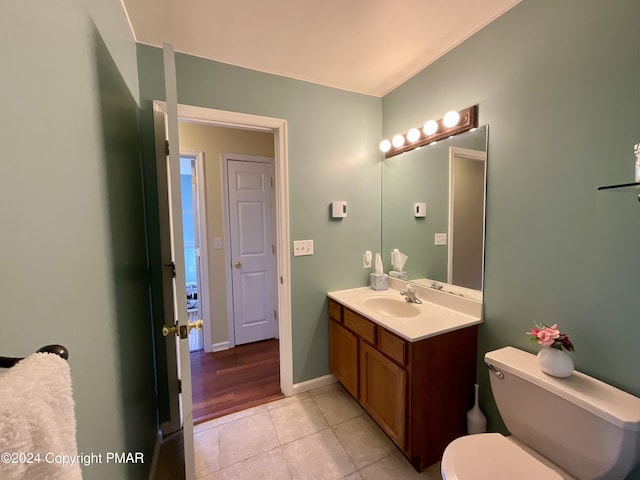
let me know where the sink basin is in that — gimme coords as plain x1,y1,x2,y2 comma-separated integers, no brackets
363,295,421,318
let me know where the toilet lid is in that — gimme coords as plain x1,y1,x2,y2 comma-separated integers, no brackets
441,433,565,480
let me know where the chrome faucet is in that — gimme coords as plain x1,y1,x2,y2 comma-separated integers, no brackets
400,284,422,304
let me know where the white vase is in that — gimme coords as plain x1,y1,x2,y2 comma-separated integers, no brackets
467,383,487,434
537,347,574,378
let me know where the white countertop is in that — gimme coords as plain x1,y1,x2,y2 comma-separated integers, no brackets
328,281,482,342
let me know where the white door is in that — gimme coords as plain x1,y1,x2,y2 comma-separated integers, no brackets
154,44,197,480
227,158,277,345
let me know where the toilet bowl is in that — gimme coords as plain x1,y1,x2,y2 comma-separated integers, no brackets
441,433,569,479
441,347,640,480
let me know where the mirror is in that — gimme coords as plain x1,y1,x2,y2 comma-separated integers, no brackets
381,125,488,295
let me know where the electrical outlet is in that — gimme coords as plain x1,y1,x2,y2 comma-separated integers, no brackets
363,250,372,268
434,233,447,245
293,239,314,256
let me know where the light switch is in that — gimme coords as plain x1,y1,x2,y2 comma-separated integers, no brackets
293,239,314,256
214,237,223,249
434,233,447,245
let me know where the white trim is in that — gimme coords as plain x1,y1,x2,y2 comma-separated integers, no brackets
291,374,337,396
447,146,487,287
156,102,294,398
180,149,213,353
147,429,162,480
222,153,276,349
211,341,230,352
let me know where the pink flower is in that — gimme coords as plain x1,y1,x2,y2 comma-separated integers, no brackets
526,322,574,352
536,324,560,346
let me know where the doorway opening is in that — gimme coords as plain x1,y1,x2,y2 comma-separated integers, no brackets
448,146,486,290
177,118,287,423
179,154,209,353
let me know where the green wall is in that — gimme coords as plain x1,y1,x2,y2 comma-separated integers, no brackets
0,1,157,479
136,45,382,421
383,2,640,474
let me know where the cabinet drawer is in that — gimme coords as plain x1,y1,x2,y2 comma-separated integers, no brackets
377,328,407,366
343,309,376,344
328,299,342,323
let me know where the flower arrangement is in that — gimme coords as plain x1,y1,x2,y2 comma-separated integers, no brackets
526,322,574,352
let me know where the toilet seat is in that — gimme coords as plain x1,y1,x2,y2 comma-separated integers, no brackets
441,433,565,480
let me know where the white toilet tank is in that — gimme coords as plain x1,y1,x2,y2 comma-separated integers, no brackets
485,347,640,480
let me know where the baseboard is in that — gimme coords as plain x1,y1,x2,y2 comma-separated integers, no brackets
148,429,162,480
291,374,336,396
211,341,230,352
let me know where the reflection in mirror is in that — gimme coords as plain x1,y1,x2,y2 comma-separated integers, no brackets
382,126,488,294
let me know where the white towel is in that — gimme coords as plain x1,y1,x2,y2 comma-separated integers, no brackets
0,353,82,480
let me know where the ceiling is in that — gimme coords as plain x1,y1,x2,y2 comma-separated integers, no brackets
122,0,520,97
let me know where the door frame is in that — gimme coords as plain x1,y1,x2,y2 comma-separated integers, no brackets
222,153,277,348
447,146,487,287
181,149,213,353
160,103,293,398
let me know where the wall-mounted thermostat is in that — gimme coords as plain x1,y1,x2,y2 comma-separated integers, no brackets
414,202,427,217
332,201,348,218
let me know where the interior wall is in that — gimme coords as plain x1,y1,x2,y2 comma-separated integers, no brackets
0,1,157,479
178,122,275,348
138,44,382,422
382,3,640,473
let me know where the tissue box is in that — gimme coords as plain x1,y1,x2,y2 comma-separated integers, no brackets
389,270,408,280
370,273,389,291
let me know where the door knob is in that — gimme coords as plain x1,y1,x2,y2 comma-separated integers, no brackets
188,319,204,333
163,319,204,339
234,261,242,268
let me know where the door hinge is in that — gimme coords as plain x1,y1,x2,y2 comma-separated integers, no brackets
177,378,182,394
280,276,284,285
270,177,274,188
272,244,275,255
192,175,196,185
165,140,170,156
274,310,277,320
164,262,176,278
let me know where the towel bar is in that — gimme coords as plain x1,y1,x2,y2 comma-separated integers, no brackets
0,344,69,368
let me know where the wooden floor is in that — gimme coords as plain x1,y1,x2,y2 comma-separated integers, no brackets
190,338,283,424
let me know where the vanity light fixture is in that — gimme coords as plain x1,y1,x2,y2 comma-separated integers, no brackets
423,120,438,136
443,110,461,128
392,134,405,148
407,128,421,142
380,105,478,158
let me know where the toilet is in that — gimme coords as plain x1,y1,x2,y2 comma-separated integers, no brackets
441,346,640,480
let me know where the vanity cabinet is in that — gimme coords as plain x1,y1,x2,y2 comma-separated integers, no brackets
359,341,407,448
328,298,478,471
329,318,358,398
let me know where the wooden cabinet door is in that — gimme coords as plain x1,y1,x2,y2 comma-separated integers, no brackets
359,342,406,449
329,319,358,398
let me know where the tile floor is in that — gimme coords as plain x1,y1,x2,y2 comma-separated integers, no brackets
192,383,443,480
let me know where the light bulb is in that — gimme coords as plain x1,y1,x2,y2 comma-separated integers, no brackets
443,110,460,128
392,134,405,148
406,128,420,142
379,139,391,153
423,120,438,136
